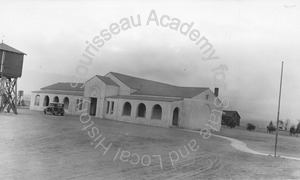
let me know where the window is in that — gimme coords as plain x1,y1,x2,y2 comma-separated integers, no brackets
76,99,83,111
106,101,110,114
111,101,114,114
105,101,115,115
137,103,146,118
80,100,83,110
34,95,40,106
122,102,132,116
151,104,162,120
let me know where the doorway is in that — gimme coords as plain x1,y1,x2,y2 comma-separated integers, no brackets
90,98,97,116
172,107,179,126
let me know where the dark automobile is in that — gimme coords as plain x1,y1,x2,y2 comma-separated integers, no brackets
44,103,64,116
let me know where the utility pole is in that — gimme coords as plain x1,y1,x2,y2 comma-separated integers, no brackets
274,61,284,157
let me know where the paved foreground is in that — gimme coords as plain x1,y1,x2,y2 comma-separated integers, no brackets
0,109,299,179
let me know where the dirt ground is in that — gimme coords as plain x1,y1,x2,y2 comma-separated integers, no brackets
215,126,300,159
1,109,300,179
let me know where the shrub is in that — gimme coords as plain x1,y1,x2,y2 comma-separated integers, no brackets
247,123,256,131
290,125,296,135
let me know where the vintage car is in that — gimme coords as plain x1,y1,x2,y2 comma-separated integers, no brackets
44,103,64,116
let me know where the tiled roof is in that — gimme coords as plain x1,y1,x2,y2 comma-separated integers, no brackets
41,82,84,92
0,43,26,55
107,95,182,102
96,75,119,86
109,72,209,98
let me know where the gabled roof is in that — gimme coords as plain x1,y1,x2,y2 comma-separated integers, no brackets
222,110,240,118
109,72,209,98
0,43,26,55
96,75,119,87
41,82,84,92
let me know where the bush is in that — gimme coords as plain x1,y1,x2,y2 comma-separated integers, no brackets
247,123,256,131
290,125,296,135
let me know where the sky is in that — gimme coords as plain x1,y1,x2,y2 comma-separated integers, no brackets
1,0,299,124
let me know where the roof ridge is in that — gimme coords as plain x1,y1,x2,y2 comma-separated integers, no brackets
110,72,209,89
95,75,119,87
108,71,210,98
110,71,179,88
96,75,105,77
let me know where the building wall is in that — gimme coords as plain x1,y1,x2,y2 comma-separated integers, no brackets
180,89,223,131
103,98,175,128
30,92,83,114
99,93,222,131
232,113,241,126
83,76,119,118
222,113,241,127
236,116,241,126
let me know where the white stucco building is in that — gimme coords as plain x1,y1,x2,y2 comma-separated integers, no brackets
31,72,223,131
30,82,84,115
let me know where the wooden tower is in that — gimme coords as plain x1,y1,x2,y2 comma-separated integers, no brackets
0,42,26,114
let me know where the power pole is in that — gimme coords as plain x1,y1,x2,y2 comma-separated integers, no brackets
274,61,284,157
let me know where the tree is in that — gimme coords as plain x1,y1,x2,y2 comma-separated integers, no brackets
290,125,296,136
247,123,256,131
278,120,284,130
267,121,276,133
284,119,290,131
269,121,273,126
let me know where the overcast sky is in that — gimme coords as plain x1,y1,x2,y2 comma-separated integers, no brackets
1,0,299,124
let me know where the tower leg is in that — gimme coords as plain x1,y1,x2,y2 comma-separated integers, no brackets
0,77,18,114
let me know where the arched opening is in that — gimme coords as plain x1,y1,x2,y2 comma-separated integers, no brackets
151,104,162,119
53,96,59,103
63,97,69,110
137,103,146,118
34,95,40,106
122,102,132,116
172,107,179,126
43,96,49,106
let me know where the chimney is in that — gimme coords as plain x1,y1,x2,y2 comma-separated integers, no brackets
214,88,219,97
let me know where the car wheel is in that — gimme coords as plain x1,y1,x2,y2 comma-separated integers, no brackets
61,113,64,116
